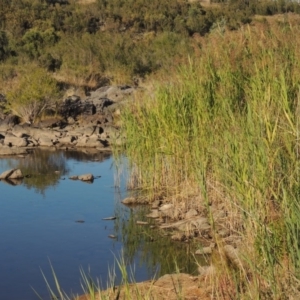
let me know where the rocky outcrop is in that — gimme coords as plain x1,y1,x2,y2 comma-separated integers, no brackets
0,85,136,156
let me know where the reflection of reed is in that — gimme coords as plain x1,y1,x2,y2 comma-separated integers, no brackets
113,204,202,279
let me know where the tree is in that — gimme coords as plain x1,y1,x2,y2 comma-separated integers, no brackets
6,67,60,124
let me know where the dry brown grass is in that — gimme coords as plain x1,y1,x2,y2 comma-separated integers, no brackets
75,0,96,4
75,273,212,300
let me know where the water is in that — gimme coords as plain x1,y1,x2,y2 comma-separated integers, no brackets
0,149,199,300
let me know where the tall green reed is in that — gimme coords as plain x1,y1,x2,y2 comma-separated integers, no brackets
122,21,300,298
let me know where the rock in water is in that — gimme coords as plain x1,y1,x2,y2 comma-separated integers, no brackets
8,169,24,179
0,169,15,179
78,173,94,181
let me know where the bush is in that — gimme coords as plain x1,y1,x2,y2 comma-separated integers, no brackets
6,67,60,124
0,30,9,61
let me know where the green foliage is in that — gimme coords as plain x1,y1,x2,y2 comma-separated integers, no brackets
0,0,299,88
6,67,60,123
21,27,59,59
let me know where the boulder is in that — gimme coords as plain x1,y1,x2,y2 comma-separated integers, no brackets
74,136,88,147
11,125,49,140
36,117,66,129
0,122,10,132
223,245,243,269
38,137,54,147
159,204,175,218
4,136,28,147
121,197,137,205
0,169,15,179
57,136,76,146
78,173,94,181
11,124,31,137
27,137,39,147
0,168,23,180
59,96,96,119
1,114,20,127
87,98,114,113
89,85,135,103
102,125,120,139
8,169,24,179
160,216,210,232
74,135,107,148
67,125,95,137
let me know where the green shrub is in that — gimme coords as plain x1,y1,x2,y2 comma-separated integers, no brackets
6,67,60,123
21,27,59,59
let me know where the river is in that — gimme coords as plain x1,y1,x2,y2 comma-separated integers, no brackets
0,149,199,299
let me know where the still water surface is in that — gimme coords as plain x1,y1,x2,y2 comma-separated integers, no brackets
0,149,198,300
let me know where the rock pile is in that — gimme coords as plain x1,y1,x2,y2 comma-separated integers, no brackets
0,85,137,156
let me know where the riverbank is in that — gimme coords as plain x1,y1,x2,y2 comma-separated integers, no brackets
1,9,300,299
0,85,137,155
75,273,212,300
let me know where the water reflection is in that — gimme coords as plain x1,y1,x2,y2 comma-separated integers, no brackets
0,150,202,299
63,149,111,162
114,204,204,278
1,178,23,186
2,149,111,194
